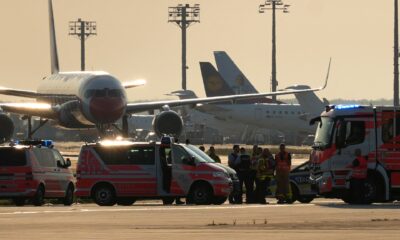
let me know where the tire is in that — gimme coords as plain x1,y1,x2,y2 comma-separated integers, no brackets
286,183,298,204
13,198,26,206
188,183,213,205
117,198,136,206
93,184,117,206
32,186,45,206
298,196,314,204
162,197,175,205
213,196,227,205
363,177,377,204
63,185,74,206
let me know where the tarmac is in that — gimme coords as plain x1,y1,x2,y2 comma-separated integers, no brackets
0,199,399,240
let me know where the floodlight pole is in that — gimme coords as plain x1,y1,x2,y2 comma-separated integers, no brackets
395,0,399,106
259,0,289,101
168,4,200,90
69,18,97,71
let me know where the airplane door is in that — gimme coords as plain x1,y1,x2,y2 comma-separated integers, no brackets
170,145,196,195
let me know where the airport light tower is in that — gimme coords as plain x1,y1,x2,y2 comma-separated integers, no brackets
259,0,290,101
168,4,200,90
394,0,399,106
68,18,97,71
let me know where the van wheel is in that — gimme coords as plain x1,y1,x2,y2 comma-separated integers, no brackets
32,186,45,206
63,186,74,206
117,198,136,206
213,196,227,205
13,198,26,206
298,196,314,204
189,183,213,205
93,184,116,206
162,197,175,205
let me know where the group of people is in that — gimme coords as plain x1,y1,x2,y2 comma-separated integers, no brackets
205,143,292,204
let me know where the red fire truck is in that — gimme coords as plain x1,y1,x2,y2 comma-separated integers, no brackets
310,105,400,203
76,137,237,206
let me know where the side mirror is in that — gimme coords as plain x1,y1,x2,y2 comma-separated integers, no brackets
65,158,71,168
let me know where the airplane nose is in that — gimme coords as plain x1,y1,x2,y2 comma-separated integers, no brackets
89,97,125,124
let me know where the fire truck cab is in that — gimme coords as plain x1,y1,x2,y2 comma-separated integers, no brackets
76,137,236,206
310,105,400,203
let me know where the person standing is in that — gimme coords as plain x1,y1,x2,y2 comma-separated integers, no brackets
256,148,275,204
228,145,241,204
275,143,292,204
208,146,221,163
350,149,368,204
237,147,253,203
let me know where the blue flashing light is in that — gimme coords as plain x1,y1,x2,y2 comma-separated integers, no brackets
14,139,53,148
335,104,361,110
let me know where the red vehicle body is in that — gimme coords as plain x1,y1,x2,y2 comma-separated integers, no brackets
76,139,236,206
310,105,400,203
0,143,75,206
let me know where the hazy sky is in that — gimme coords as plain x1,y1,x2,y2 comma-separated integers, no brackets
0,0,394,102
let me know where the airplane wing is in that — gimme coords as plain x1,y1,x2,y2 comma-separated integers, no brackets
0,86,42,99
0,102,57,119
126,60,331,114
126,86,326,114
122,79,146,89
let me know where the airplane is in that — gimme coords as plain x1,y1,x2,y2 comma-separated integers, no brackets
197,56,331,138
213,51,329,116
0,0,325,143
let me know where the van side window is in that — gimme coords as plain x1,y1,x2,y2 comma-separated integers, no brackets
0,148,26,166
33,149,55,167
172,145,191,164
52,150,65,166
127,147,155,165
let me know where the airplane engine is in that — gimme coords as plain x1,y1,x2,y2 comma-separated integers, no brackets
58,101,92,128
0,113,14,143
152,110,183,138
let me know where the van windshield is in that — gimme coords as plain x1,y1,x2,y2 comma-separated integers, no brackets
0,148,27,166
313,117,335,149
180,145,210,163
184,145,215,163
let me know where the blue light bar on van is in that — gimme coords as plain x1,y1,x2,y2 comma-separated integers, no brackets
335,104,362,110
14,140,53,147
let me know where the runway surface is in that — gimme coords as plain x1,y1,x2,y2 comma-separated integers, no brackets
0,199,399,239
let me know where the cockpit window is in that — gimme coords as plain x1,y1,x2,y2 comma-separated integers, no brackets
85,89,122,98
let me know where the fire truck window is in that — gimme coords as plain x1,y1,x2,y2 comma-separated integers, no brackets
172,145,191,164
344,121,365,146
33,149,56,167
127,147,155,165
382,117,394,143
0,148,26,166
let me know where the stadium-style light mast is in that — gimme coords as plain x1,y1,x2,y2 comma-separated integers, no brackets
259,0,290,101
68,18,97,71
168,4,200,90
394,0,399,106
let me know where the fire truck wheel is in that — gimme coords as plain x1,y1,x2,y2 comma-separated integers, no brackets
13,198,26,206
63,185,74,206
212,196,227,205
93,184,117,206
32,185,45,206
117,198,136,206
189,183,213,205
363,177,377,204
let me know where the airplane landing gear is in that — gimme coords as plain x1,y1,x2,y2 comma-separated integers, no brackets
22,116,49,140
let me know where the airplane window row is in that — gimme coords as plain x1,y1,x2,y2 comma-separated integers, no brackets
266,111,302,115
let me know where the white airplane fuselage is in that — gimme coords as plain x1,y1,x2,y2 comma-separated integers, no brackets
200,103,315,134
36,71,127,128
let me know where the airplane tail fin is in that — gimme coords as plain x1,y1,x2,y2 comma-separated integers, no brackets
285,85,328,116
214,51,258,94
48,0,59,74
200,62,235,97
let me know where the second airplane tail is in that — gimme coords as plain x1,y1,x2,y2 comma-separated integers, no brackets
200,62,235,97
285,85,328,117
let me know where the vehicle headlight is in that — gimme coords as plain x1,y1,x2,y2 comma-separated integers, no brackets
213,172,228,178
